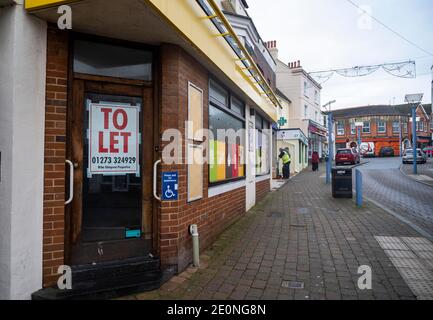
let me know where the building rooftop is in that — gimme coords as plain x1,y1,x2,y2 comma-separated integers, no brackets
331,103,432,118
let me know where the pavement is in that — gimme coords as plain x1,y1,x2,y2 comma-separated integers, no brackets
400,158,433,187
358,158,433,239
120,163,433,300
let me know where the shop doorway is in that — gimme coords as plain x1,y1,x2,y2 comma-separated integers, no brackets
66,78,155,266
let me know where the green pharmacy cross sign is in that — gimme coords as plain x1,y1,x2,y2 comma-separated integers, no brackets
278,117,287,127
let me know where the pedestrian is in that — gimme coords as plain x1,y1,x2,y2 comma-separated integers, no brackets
279,148,291,179
312,151,319,171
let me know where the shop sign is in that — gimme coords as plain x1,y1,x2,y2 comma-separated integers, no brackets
277,130,308,145
88,102,140,177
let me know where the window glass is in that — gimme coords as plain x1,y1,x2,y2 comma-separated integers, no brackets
350,122,356,135
255,115,263,130
337,150,351,155
209,80,228,107
231,96,244,116
393,122,400,133
209,106,245,184
256,130,270,176
377,121,386,133
73,40,152,80
363,121,371,133
255,114,270,176
337,121,345,135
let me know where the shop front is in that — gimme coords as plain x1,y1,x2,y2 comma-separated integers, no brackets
308,120,328,159
0,0,278,299
276,129,308,176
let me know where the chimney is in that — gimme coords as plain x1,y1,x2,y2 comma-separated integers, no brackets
289,61,301,69
266,40,278,60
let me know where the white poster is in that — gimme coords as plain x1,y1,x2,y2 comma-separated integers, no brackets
88,102,140,177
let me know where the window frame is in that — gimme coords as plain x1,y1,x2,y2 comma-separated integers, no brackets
377,120,386,134
362,121,371,134
350,122,356,135
337,120,345,136
255,113,271,177
392,121,400,134
72,37,154,82
208,79,246,187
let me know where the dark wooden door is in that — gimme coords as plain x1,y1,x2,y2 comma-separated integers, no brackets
66,78,154,265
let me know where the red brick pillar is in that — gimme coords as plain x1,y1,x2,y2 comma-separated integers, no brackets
42,27,69,287
158,44,182,268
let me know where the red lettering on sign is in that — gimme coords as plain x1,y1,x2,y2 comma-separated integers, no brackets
113,109,128,130
110,132,120,153
100,108,113,130
120,132,132,153
98,132,108,153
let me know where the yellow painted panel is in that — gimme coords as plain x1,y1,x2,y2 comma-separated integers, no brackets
216,141,226,181
146,0,277,121
25,0,81,10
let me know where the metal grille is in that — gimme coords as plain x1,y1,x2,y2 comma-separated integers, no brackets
282,281,304,289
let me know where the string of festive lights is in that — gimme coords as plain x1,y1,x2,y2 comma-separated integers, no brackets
309,60,416,84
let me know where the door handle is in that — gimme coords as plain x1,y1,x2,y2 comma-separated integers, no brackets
153,160,161,202
65,160,74,205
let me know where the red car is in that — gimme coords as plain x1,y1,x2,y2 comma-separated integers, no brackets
336,148,360,166
423,147,433,157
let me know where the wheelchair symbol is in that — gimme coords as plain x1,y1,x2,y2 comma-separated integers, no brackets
165,185,175,199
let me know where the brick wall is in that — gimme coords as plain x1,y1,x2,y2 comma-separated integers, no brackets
41,37,251,286
333,111,433,155
256,179,270,203
159,44,247,272
43,27,69,286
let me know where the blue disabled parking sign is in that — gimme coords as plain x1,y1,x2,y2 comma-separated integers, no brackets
162,172,178,201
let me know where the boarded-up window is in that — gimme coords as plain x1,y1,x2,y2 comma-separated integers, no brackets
187,144,203,202
188,83,204,141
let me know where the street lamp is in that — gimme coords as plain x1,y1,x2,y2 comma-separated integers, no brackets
405,93,423,175
323,100,336,184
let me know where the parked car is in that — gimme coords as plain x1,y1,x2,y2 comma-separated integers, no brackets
423,147,433,157
379,147,395,157
402,149,427,164
336,148,360,166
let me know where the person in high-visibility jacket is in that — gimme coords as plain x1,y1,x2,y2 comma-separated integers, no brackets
279,148,291,179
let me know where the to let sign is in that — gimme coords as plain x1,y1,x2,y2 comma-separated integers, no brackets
88,102,140,177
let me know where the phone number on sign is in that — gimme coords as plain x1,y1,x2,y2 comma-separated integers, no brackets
91,157,137,165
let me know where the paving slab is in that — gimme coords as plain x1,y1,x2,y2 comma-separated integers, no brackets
124,165,428,300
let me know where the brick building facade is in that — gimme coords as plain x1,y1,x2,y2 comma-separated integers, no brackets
0,0,276,299
332,104,432,157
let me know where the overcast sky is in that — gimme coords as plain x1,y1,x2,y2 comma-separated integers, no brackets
247,0,433,110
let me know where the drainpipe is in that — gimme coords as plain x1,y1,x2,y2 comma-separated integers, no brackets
189,224,200,267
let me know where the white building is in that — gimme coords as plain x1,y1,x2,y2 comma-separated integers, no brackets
267,41,328,159
216,0,277,91
275,89,309,176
